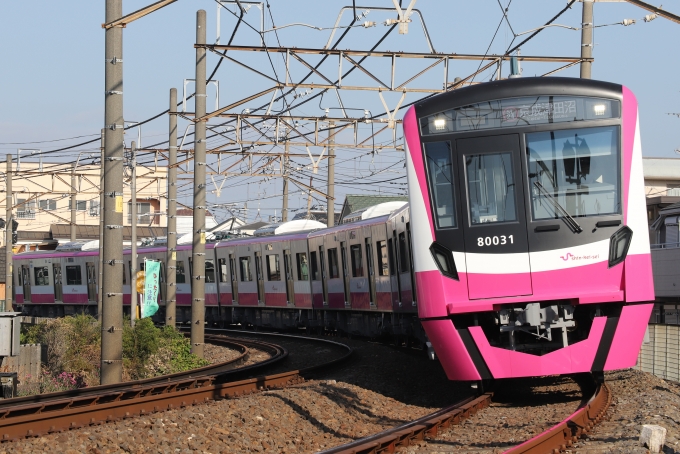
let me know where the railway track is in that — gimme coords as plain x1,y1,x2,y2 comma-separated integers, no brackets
0,333,352,442
321,374,612,454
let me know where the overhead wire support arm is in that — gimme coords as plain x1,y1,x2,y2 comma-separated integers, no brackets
622,0,680,24
102,0,178,29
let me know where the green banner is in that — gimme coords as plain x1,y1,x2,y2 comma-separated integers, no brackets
142,260,160,318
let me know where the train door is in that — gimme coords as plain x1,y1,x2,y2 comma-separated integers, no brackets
53,263,63,302
21,265,31,303
254,251,265,305
456,134,532,299
389,231,402,307
86,262,97,302
340,241,350,305
319,246,328,305
283,249,294,306
229,254,238,304
365,237,376,307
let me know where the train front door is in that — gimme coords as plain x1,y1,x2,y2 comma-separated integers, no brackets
21,265,31,303
456,134,532,299
86,262,97,302
53,263,63,302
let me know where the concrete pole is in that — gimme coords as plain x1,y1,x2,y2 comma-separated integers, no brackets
4,155,12,312
327,121,335,226
580,0,593,79
70,168,77,242
130,141,137,328
191,9,207,358
98,129,105,322
282,137,289,222
307,176,312,219
101,0,124,385
166,88,178,328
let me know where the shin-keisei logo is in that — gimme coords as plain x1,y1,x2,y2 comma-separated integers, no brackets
560,252,600,262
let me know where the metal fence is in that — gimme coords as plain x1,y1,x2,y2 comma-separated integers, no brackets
636,324,680,383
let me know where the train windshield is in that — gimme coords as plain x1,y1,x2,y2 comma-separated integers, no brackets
526,126,620,219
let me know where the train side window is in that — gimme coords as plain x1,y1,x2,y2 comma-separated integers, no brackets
327,248,340,279
229,255,237,282
310,251,319,281
365,240,374,277
66,266,82,285
296,253,309,281
350,245,363,277
34,266,49,286
387,239,396,276
376,241,389,276
266,254,281,281
218,258,228,282
176,261,186,284
240,257,253,281
123,264,127,284
424,141,457,229
398,232,409,272
205,260,215,283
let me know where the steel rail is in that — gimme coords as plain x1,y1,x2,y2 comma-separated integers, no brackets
504,380,612,454
318,393,493,454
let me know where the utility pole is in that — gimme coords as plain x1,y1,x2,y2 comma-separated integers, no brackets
580,0,593,79
130,141,137,328
282,135,289,222
166,88,178,328
4,155,12,312
327,121,335,227
98,129,105,322
70,168,77,242
307,176,313,219
101,0,124,385
191,9,207,358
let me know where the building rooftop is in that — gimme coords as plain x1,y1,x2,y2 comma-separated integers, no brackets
643,157,680,180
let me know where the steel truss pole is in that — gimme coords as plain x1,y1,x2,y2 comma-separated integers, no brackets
166,88,178,328
101,0,125,385
191,9,207,358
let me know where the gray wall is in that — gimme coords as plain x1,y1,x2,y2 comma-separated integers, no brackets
652,248,680,298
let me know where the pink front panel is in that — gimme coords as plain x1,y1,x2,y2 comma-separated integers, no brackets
238,293,259,306
604,303,653,370
532,261,623,303
421,320,481,381
624,254,655,302
351,292,370,309
403,107,435,239
265,292,287,307
467,272,532,300
469,317,607,378
295,293,312,308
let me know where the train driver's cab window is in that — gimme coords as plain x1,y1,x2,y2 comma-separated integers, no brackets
66,266,82,285
240,257,253,281
310,251,320,281
34,266,49,286
176,261,186,284
424,142,456,229
350,245,363,277
327,248,340,279
266,254,281,281
205,260,216,283
466,152,517,225
376,241,389,276
526,126,620,219
296,253,309,281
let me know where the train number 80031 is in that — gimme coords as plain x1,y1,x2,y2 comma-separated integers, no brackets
477,235,514,247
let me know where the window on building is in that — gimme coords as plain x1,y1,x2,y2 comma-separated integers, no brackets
127,202,151,224
350,244,363,277
34,266,49,286
65,266,82,285
17,198,35,219
39,199,56,211
266,254,281,281
89,200,100,217
76,200,87,211
239,257,253,281
296,253,309,281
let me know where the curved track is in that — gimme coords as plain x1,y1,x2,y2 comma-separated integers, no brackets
0,333,352,442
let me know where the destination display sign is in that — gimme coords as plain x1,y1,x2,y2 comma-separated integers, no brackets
421,96,620,135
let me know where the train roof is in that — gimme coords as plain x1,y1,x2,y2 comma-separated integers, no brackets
414,77,623,118
342,201,408,224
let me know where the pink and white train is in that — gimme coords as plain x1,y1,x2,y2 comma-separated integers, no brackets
12,77,654,381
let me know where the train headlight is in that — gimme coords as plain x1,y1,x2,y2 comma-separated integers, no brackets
433,118,447,130
593,104,606,116
429,242,458,280
608,226,633,268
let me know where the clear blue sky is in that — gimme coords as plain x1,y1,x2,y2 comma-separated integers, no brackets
0,1,678,221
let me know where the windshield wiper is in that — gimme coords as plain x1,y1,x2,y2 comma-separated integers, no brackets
533,181,583,233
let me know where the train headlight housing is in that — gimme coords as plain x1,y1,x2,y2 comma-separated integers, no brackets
429,242,458,280
608,226,633,268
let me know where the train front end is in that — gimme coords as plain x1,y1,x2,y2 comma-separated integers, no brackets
403,77,654,381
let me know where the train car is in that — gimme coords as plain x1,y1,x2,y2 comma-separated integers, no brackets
404,77,654,381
